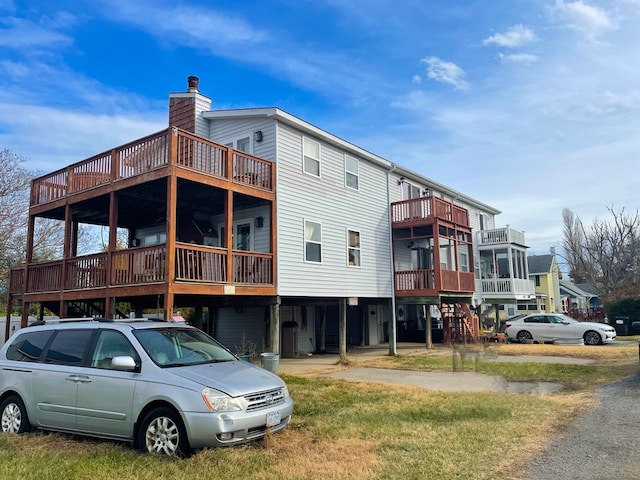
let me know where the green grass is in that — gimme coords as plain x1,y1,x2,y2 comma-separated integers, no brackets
0,344,637,480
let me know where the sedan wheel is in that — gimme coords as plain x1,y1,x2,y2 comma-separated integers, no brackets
583,330,602,346
517,330,533,343
0,395,31,434
138,407,190,457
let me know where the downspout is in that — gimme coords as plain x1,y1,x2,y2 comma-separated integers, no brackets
386,165,398,356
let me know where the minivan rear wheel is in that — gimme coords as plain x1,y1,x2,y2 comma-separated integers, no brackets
1,395,31,434
138,407,190,457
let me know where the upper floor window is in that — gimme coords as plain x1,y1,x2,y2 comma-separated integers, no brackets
303,138,320,177
347,229,361,267
479,213,487,231
345,155,359,190
304,220,322,263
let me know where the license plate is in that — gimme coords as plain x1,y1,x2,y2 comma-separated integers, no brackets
266,411,281,427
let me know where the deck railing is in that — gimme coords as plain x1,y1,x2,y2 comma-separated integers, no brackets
478,227,526,247
391,196,469,227
9,244,273,294
395,269,475,294
31,127,274,206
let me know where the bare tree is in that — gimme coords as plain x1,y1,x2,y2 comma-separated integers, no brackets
562,207,640,302
0,149,33,300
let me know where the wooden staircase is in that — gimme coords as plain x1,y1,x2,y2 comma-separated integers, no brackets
441,303,480,344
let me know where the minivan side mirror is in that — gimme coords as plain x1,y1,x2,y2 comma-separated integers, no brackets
112,356,139,372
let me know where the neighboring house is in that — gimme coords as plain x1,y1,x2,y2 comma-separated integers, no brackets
526,253,562,314
6,76,519,355
559,280,604,320
474,226,536,328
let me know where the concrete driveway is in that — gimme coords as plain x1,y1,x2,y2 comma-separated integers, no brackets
277,343,594,395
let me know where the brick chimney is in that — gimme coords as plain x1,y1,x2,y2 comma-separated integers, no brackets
168,76,211,134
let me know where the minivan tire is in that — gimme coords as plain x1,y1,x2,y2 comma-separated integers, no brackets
1,395,32,434
138,407,191,457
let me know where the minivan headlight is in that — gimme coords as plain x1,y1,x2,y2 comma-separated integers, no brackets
202,388,243,412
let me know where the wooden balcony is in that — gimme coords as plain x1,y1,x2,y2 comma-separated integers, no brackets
395,269,475,297
391,196,469,227
9,243,274,296
30,127,274,207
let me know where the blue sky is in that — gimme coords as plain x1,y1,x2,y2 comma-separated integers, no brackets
1,0,639,256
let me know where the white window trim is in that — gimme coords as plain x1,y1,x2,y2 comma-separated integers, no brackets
344,154,359,191
302,137,321,177
347,228,361,268
304,219,322,263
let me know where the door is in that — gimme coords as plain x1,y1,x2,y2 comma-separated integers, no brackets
75,330,139,438
235,222,252,251
31,329,94,430
367,306,383,345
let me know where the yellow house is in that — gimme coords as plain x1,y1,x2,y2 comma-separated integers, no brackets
527,253,562,313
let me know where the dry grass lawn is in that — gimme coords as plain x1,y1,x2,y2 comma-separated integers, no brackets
0,341,636,480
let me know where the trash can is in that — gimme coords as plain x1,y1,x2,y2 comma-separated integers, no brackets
612,316,630,336
260,352,280,374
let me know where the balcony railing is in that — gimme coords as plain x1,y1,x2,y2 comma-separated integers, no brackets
394,269,475,295
31,128,274,206
391,196,469,227
478,227,526,247
479,278,535,299
9,244,274,294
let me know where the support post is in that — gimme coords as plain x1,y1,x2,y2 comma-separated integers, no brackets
339,298,348,362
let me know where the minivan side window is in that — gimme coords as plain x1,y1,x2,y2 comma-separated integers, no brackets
91,330,140,369
44,330,94,366
6,330,54,362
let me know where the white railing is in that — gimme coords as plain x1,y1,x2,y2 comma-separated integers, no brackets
478,227,526,246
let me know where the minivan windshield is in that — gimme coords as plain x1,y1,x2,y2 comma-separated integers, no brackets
134,328,237,367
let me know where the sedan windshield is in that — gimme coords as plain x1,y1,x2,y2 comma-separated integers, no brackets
134,328,237,367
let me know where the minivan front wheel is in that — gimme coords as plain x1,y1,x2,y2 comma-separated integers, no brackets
1,395,31,434
138,407,190,456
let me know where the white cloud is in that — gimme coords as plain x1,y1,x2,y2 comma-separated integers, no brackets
0,16,72,48
421,57,470,91
483,24,538,48
498,52,539,64
550,0,615,38
412,74,422,84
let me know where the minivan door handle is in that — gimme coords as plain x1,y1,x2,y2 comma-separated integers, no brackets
66,374,92,384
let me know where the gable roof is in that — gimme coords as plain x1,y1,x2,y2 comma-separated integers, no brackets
203,107,501,215
527,254,555,274
560,281,598,297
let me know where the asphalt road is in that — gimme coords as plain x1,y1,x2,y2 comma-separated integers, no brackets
525,370,640,480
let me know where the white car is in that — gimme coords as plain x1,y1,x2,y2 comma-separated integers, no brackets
504,313,616,345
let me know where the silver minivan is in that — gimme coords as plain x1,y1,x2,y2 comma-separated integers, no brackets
0,320,293,456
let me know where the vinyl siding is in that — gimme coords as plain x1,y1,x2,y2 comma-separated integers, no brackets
276,122,393,298
209,118,276,159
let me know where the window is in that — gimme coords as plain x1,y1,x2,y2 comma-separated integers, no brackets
304,220,322,262
45,330,94,365
345,155,359,190
458,244,470,272
6,330,53,362
479,213,487,231
92,330,140,369
347,230,361,267
303,138,320,176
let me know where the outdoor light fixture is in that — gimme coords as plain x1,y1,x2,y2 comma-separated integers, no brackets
397,176,405,185
254,130,263,142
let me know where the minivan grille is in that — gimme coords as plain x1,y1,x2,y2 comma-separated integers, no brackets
245,388,285,411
